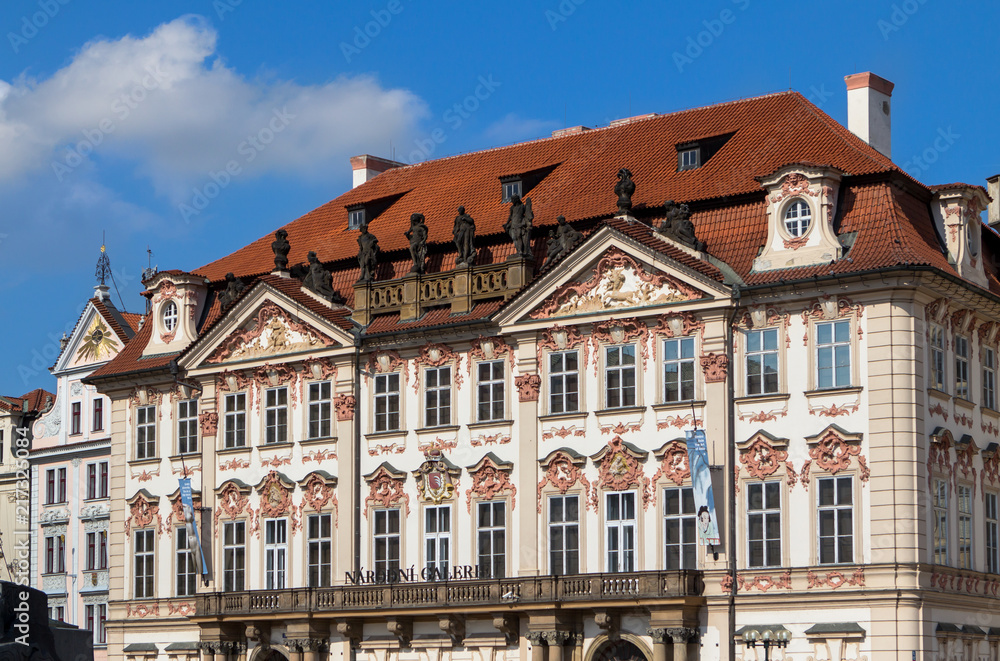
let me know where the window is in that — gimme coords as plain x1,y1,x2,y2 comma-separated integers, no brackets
817,320,851,389
86,531,108,570
224,393,246,448
664,487,697,570
71,402,81,435
424,505,451,579
92,398,103,431
134,529,155,598
176,527,197,597
679,148,699,171
783,200,812,237
745,328,779,395
45,468,66,504
373,509,401,580
374,373,401,432
264,519,288,589
424,367,451,427
85,604,107,644
549,351,579,414
264,387,288,444
663,338,696,402
135,405,156,459
222,521,245,592
44,535,65,573
817,476,853,564
477,361,505,422
605,491,636,572
930,325,945,390
162,301,178,332
307,514,333,587
308,381,333,439
177,399,199,454
501,180,522,203
348,207,366,230
605,345,637,408
549,495,579,575
987,492,999,574
985,347,996,410
933,478,948,565
747,482,781,567
955,336,970,400
87,461,109,500
50,606,64,622
477,501,505,578
958,484,973,569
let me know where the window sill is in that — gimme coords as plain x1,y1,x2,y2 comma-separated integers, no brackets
954,396,976,411
216,446,251,455
127,457,161,467
734,392,790,405
983,406,1000,419
415,425,461,435
803,386,863,398
300,435,338,446
43,501,68,507
538,411,589,422
651,400,706,412
82,497,110,503
365,429,406,440
168,453,201,462
468,419,514,430
927,388,951,403
259,441,294,450
595,406,646,416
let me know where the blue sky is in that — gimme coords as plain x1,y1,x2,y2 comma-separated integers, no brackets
1,0,998,395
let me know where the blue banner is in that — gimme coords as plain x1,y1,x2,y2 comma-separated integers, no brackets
685,430,721,546
179,478,208,577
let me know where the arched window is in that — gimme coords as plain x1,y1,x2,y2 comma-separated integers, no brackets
783,200,812,237
162,301,178,333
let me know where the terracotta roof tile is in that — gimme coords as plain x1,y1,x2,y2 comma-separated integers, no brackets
85,322,176,381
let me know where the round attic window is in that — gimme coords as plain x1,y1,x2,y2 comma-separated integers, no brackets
162,301,178,333
783,200,812,238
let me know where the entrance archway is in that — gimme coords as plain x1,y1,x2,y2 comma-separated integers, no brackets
254,649,289,661
593,639,649,661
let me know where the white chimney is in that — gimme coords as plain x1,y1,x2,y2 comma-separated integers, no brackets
844,72,894,159
988,174,1000,227
350,154,404,188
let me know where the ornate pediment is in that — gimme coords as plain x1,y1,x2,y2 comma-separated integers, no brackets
530,248,705,319
206,302,336,364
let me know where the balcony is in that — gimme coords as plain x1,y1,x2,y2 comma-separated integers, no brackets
195,571,703,618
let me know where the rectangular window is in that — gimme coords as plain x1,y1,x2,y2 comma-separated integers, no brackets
134,529,155,598
87,463,97,500
85,604,107,644
92,399,103,431
605,491,636,572
548,351,580,414
663,338,696,402
424,367,452,427
817,476,853,564
986,347,997,410
930,325,945,391
307,513,333,587
224,393,246,449
955,336,970,400
265,388,288,444
45,469,55,504
98,461,108,499
747,481,781,567
663,487,697,570
933,478,948,565
746,329,779,395
987,492,999,574
477,501,505,579
86,531,108,570
348,207,365,230
264,519,288,589
45,535,65,573
679,148,699,171
424,505,451,579
373,509,401,580
135,405,156,459
374,373,401,432
71,402,81,435
177,399,199,454
57,467,66,503
308,381,333,439
958,484,973,569
817,320,851,389
549,495,580,575
477,361,505,422
176,527,197,597
51,606,64,622
605,345,637,408
501,180,522,203
223,521,245,592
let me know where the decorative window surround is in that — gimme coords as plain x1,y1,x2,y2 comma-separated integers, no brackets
931,185,990,289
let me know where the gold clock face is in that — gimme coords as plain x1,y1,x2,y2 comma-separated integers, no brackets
76,316,116,362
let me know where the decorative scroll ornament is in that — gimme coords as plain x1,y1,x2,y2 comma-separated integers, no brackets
365,350,406,384
536,324,588,368
954,437,979,495
466,455,516,512
652,311,704,339
590,317,650,373
125,493,162,537
700,353,728,383
591,436,650,510
515,374,542,402
334,394,356,421
652,441,690,489
928,428,954,491
169,492,201,525
807,428,867,482
207,302,335,364
213,481,250,537
199,411,219,437
413,342,462,393
537,450,592,513
300,473,336,513
469,335,515,370
738,435,788,480
256,471,296,519
530,248,703,319
413,450,459,504
365,465,410,515
983,445,1000,494
302,356,338,382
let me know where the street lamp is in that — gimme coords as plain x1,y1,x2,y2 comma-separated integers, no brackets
741,627,790,660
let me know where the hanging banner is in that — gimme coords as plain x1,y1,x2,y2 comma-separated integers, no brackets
685,429,721,546
179,478,208,577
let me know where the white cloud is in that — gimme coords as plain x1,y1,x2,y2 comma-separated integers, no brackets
483,113,559,144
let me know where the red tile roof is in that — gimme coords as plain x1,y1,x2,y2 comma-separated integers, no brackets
0,388,54,414
85,322,177,381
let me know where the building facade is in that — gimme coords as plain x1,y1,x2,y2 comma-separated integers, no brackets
85,73,1000,661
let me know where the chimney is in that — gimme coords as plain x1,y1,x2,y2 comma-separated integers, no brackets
844,72,894,158
988,174,1000,227
350,154,404,188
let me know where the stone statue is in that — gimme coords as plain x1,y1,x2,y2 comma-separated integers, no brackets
503,194,534,260
357,223,379,282
453,206,477,267
545,216,584,266
545,230,562,265
614,168,635,214
302,251,337,301
405,213,429,274
272,229,290,271
658,200,705,251
219,272,246,309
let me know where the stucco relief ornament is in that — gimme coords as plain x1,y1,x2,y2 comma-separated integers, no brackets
257,471,295,519
700,353,728,383
809,431,865,478
170,493,201,525
515,374,542,402
207,303,334,364
125,494,162,537
334,394,356,421
412,342,462,393
927,430,953,491
199,411,219,437
537,450,592,513
469,335,515,370
301,474,335,512
365,466,410,516
651,441,690,490
76,315,117,362
591,436,650,511
983,448,1000,493
213,482,250,536
303,356,337,381
365,349,405,384
590,317,650,373
652,311,704,339
536,324,588,368
466,457,517,512
414,450,457,504
739,437,788,480
769,173,818,203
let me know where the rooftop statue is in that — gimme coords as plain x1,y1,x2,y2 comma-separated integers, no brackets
219,272,246,309
405,213,429,274
302,251,337,302
272,229,290,271
545,215,584,265
357,223,380,282
615,168,635,214
659,200,706,251
504,194,534,260
453,206,477,267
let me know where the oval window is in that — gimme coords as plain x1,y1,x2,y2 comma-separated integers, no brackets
783,200,812,237
162,301,178,333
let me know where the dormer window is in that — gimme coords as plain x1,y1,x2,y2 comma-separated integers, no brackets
162,301,178,332
679,149,699,171
783,200,812,237
502,180,522,203
676,132,734,173
348,207,366,230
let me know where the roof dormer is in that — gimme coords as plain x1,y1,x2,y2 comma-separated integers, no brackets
753,164,845,272
931,184,990,289
141,271,208,357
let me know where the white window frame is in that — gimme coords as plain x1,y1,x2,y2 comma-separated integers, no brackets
663,486,697,570
86,530,107,570
135,405,156,459
223,520,245,592
176,526,197,597
264,519,288,589
747,481,782,568
955,335,970,400
71,401,81,435
223,393,247,448
663,337,696,403
134,529,155,598
605,345,637,409
374,373,401,432
424,504,451,579
933,478,949,565
307,381,333,439
86,461,109,500
162,301,178,333
476,360,505,422
501,180,522,203
477,500,506,579
45,534,65,574
264,387,288,444
958,483,973,569
548,350,580,414
604,491,636,573
177,399,199,454
85,603,107,645
424,366,452,427
816,475,853,565
745,328,779,395
816,320,852,389
930,324,946,391
348,207,366,230
987,491,999,574
783,199,812,237
985,347,997,410
307,513,333,587
679,148,699,171
373,508,401,581
548,494,580,575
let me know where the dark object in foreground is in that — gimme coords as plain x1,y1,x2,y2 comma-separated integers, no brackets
0,581,93,661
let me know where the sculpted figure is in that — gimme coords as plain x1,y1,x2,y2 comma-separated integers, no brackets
614,168,635,214
453,206,477,267
357,223,380,282
272,229,290,271
659,200,705,251
545,230,562,265
544,215,584,266
405,213,429,274
302,251,337,301
503,194,534,259
219,272,246,309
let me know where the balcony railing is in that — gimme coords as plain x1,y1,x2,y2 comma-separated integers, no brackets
196,571,703,618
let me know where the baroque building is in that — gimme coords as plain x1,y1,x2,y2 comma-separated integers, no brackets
83,72,1000,661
